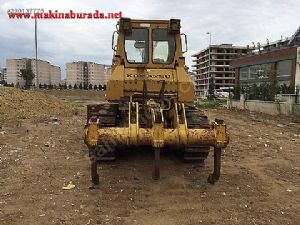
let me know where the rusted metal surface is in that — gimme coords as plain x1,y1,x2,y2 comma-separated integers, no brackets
89,149,100,187
84,102,229,183
85,125,229,149
153,148,160,180
208,147,222,184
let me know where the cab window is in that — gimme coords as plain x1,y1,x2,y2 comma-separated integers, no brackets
125,29,149,63
152,29,175,64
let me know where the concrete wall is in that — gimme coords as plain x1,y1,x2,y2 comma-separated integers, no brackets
228,94,300,116
293,104,300,115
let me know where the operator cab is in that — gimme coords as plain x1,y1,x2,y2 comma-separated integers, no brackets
112,18,186,68
108,18,193,103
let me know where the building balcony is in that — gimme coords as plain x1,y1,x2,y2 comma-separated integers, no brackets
195,78,209,81
214,82,234,86
195,83,208,87
214,76,235,80
210,64,230,67
193,68,206,72
192,61,209,67
210,52,240,55
211,70,234,74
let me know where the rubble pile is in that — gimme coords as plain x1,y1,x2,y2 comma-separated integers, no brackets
0,88,73,121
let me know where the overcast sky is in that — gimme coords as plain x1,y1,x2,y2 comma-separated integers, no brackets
0,0,299,78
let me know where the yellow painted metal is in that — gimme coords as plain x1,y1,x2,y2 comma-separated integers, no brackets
85,123,229,149
85,102,229,150
152,123,164,148
106,19,194,102
86,18,229,152
85,122,100,147
213,123,228,148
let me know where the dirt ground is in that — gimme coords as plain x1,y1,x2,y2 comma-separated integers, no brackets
0,89,299,225
0,88,73,121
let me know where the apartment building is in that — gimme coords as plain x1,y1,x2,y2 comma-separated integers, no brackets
0,68,7,82
188,71,196,86
66,61,105,86
50,65,61,86
104,65,112,84
6,58,61,86
31,59,51,85
192,44,250,97
6,58,26,86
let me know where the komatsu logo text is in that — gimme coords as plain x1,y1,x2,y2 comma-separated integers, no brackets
127,74,171,79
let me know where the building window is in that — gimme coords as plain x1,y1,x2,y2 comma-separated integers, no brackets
277,60,292,77
240,67,249,80
260,63,272,74
249,65,260,79
240,63,272,83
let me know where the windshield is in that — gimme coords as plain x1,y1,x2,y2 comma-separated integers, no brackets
124,28,148,63
152,28,175,64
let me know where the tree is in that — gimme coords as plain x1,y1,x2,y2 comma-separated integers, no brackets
207,77,215,100
19,67,35,89
79,83,83,89
74,83,78,89
232,84,241,100
247,84,256,100
254,68,278,101
88,83,93,90
94,84,98,90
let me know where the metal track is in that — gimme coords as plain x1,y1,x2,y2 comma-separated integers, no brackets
184,105,210,161
87,104,211,161
87,103,118,161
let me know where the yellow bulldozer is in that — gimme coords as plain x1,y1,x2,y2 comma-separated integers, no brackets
84,18,229,187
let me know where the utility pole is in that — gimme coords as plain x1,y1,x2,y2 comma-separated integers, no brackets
206,32,211,96
35,18,39,88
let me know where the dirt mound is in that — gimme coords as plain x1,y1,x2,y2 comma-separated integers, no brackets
0,87,74,121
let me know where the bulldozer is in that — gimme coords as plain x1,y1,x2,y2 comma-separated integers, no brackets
84,18,229,187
